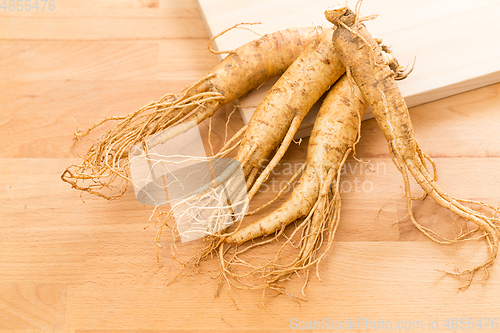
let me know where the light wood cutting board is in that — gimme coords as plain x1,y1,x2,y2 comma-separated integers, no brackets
197,0,500,137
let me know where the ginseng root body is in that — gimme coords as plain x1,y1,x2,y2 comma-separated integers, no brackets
326,6,499,285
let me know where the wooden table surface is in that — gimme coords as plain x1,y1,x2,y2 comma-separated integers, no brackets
1,0,500,331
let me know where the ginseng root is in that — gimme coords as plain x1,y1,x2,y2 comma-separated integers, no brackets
326,5,500,286
61,26,322,200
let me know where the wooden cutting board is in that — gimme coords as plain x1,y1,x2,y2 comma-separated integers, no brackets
197,0,500,137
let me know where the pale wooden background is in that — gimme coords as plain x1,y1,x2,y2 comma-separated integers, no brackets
1,0,500,331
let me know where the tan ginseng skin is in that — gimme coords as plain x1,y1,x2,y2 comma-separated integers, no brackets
183,27,327,123
235,28,346,201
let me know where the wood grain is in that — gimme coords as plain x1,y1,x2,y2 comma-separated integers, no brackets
1,0,500,331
